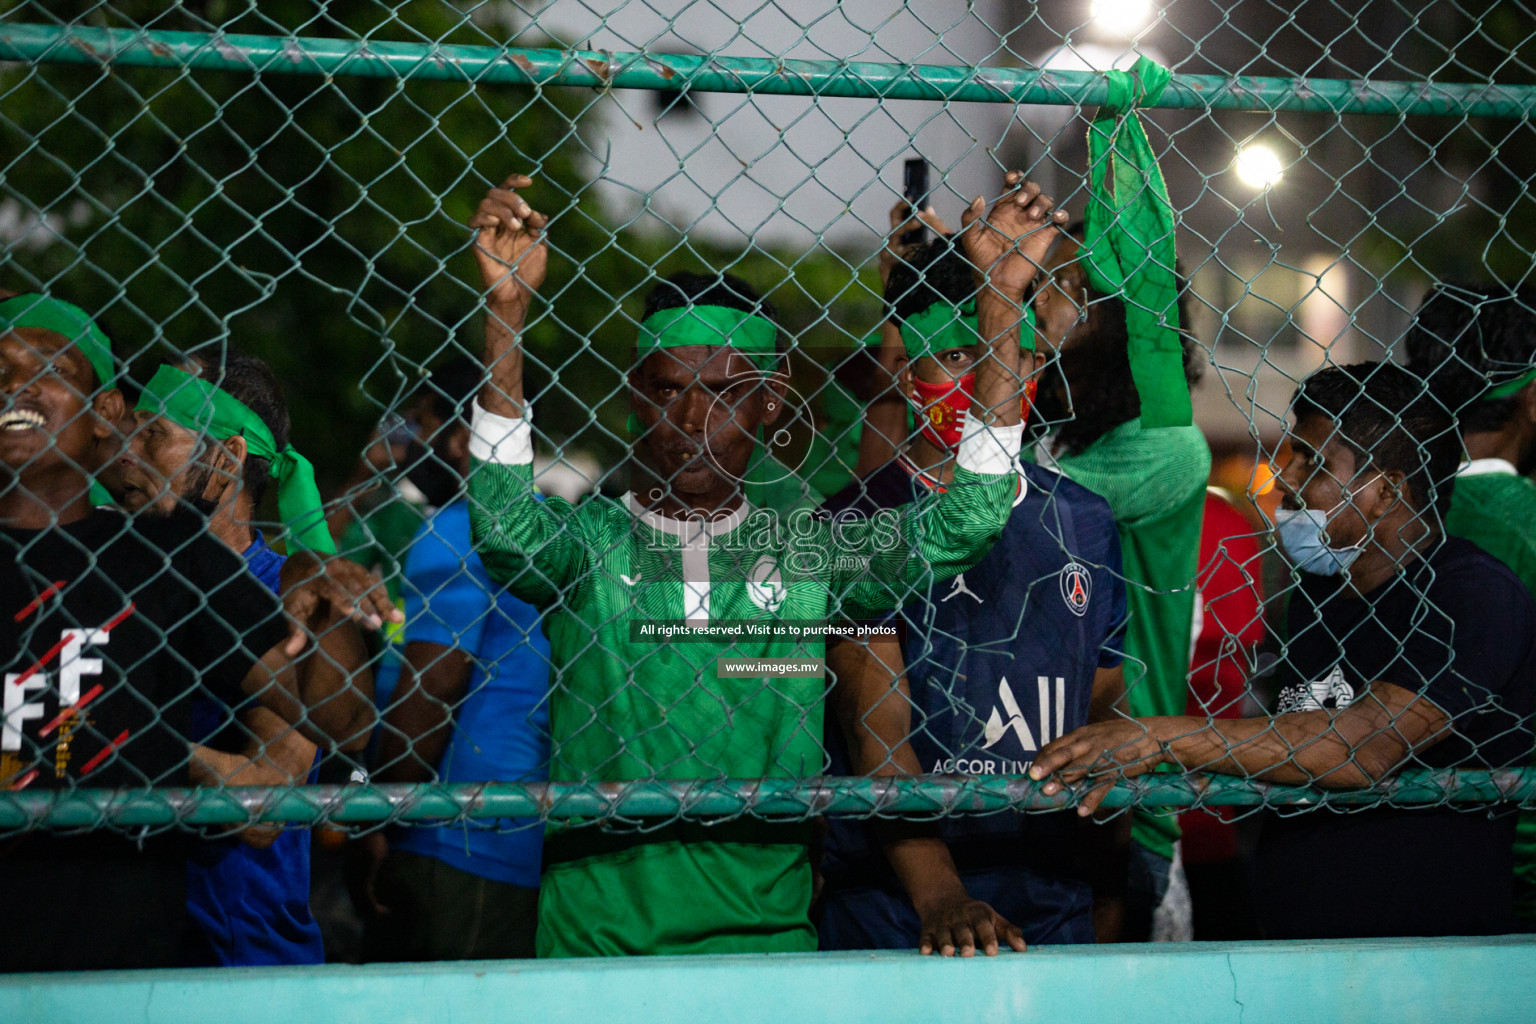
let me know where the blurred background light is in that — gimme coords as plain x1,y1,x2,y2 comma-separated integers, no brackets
1234,144,1285,189
1090,0,1154,34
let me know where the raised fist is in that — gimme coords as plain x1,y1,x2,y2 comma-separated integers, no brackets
468,173,549,308
959,171,1068,301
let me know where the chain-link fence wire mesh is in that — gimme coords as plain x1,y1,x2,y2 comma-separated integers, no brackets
1,0,1535,845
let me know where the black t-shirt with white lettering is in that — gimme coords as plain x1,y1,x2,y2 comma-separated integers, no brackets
1258,536,1536,938
0,509,287,971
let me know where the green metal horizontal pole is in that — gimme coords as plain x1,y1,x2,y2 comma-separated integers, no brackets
3,23,1534,118
0,769,1528,829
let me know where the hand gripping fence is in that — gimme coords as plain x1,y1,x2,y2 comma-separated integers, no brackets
1,1,1535,841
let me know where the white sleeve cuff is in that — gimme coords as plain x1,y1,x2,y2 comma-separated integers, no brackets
469,401,534,466
955,417,1023,476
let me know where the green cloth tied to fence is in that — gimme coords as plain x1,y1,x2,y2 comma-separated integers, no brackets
137,364,336,554
1082,55,1192,429
0,294,116,390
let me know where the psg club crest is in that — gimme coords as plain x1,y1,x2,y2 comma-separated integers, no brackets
1059,562,1091,617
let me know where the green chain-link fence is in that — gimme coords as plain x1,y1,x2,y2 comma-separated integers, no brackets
1,0,1534,852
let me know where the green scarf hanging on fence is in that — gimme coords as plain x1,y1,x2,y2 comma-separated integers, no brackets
137,365,336,554
1082,55,1192,429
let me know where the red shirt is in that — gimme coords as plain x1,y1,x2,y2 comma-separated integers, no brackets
1182,491,1265,864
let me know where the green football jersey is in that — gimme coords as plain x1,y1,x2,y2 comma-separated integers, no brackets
468,433,1017,957
1447,464,1536,597
1446,462,1536,921
1043,418,1211,862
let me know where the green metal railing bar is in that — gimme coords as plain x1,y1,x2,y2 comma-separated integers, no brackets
3,23,1535,118
0,769,1528,828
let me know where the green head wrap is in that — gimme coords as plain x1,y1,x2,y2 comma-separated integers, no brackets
635,304,778,371
137,364,335,554
1081,55,1192,429
630,303,779,436
899,300,1037,361
0,294,116,390
1486,365,1536,400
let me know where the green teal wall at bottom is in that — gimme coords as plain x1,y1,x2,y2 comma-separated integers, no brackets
3,937,1534,1024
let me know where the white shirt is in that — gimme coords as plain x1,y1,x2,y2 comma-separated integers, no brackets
1458,458,1519,478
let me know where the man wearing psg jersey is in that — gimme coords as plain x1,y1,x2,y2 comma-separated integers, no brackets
1033,362,1536,938
819,239,1128,952
0,296,351,971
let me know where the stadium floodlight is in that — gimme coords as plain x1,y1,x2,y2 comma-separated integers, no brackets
1234,143,1285,189
1091,0,1154,33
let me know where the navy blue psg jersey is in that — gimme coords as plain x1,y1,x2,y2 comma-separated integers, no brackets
817,457,1127,946
823,458,1127,779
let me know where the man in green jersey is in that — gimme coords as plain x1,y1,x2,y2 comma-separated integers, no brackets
1406,283,1536,922
1407,284,1536,594
1029,230,1208,940
464,171,1061,957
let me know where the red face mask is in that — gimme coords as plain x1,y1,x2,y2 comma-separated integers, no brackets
909,373,1036,451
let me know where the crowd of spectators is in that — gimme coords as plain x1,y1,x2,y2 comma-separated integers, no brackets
2,156,1535,969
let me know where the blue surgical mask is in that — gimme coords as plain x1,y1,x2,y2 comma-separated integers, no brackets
1273,474,1382,576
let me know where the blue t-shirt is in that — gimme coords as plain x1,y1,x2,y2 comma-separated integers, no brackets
185,532,325,967
817,459,1127,947
391,501,552,889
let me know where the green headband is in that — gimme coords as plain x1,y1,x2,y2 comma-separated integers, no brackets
1486,365,1536,400
0,294,116,390
636,305,778,371
1081,55,1192,429
899,300,1037,361
136,365,335,554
